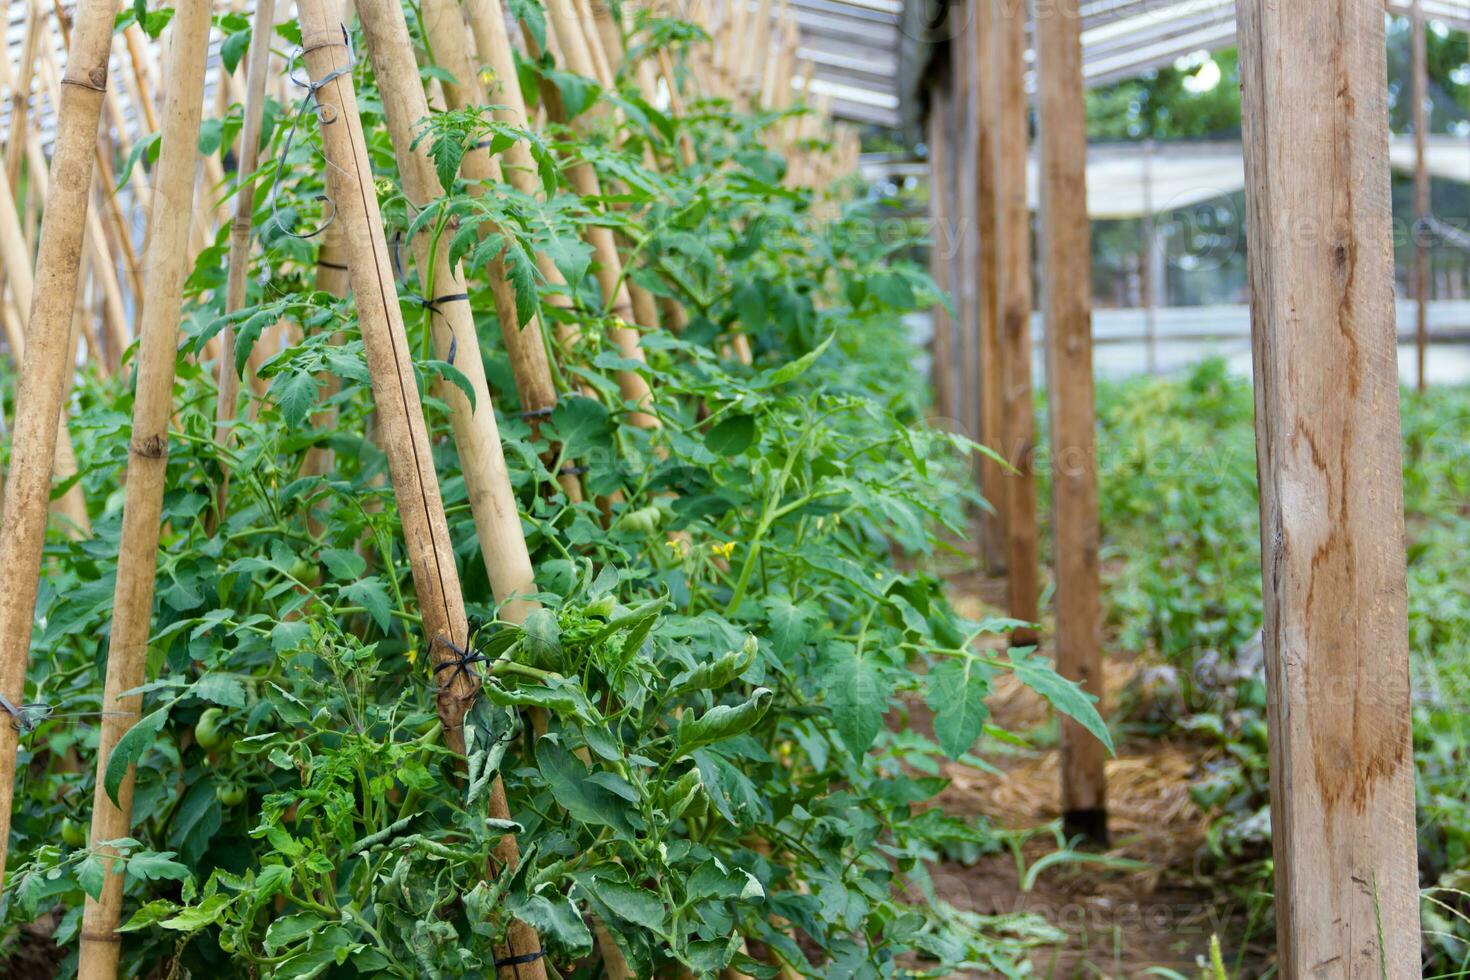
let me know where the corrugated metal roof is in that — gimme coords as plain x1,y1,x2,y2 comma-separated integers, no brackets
898,0,1470,134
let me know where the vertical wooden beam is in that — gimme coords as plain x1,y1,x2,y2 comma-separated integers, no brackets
1412,0,1430,392
953,45,979,443
992,0,1039,637
1036,0,1106,844
1237,0,1422,972
974,0,1005,574
927,79,956,423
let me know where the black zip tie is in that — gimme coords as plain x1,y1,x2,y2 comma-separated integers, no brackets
558,465,587,476
317,259,349,271
447,335,458,365
419,292,469,312
476,138,495,149
494,951,546,967
433,636,487,689
518,407,555,420
270,26,356,240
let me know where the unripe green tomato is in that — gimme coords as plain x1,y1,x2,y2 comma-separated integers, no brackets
195,708,227,751
216,782,246,806
288,557,314,582
61,818,87,848
616,506,662,534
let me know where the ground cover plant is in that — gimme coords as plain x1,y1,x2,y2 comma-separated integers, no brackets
0,2,1109,976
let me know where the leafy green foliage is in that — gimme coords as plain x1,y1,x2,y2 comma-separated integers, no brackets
0,6,1110,976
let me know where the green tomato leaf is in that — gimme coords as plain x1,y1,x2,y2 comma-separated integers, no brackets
342,578,393,632
927,656,994,759
1009,648,1114,754
824,648,888,760
104,707,170,807
675,688,772,757
536,738,638,839
704,413,757,456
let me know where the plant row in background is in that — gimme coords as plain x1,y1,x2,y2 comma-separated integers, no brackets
1047,358,1470,973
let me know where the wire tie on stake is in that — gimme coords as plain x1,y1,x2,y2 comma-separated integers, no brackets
518,407,555,420
0,693,52,733
269,25,357,241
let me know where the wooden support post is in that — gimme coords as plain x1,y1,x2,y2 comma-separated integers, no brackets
975,0,1006,575
295,4,548,974
992,0,1039,637
1036,0,1106,844
1413,0,1430,393
0,0,114,884
77,2,211,973
926,80,955,423
954,28,980,445
1237,0,1422,972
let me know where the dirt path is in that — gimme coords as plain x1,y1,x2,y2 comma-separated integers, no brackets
928,570,1262,978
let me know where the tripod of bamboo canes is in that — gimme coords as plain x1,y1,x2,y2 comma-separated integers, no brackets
0,0,115,885
76,2,212,973
295,2,549,973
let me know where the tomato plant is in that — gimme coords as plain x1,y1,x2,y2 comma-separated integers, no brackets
0,2,1109,976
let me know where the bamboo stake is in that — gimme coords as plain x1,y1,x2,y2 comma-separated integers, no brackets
76,3,212,972
0,0,116,889
572,0,665,337
213,0,277,511
44,12,146,307
0,163,92,537
358,0,538,621
20,96,128,373
462,0,607,415
2,3,41,201
539,0,659,426
295,4,547,974
419,0,561,419
418,0,586,504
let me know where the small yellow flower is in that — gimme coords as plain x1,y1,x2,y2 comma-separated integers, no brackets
666,537,688,557
710,540,736,560
406,645,418,667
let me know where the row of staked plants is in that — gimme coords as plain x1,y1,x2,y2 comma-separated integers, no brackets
0,2,1109,977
